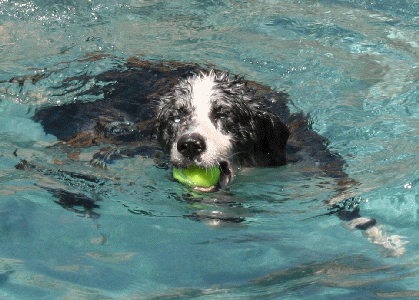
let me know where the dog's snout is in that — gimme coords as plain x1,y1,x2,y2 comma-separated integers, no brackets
177,133,206,159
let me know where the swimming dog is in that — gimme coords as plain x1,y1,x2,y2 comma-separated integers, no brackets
154,71,289,190
19,58,405,256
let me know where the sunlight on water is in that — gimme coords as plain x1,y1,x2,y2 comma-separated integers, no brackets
0,0,418,299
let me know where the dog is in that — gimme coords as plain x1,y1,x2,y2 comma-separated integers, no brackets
18,58,405,256
155,68,405,256
154,70,289,190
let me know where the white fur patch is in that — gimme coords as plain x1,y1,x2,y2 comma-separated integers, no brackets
171,73,233,167
190,74,216,121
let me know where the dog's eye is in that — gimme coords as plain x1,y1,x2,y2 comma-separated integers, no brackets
170,114,183,124
169,106,190,123
212,108,233,133
168,111,182,122
212,107,229,120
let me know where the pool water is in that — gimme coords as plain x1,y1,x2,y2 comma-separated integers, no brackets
1,0,419,299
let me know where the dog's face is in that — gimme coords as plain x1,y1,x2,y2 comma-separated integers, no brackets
155,71,289,188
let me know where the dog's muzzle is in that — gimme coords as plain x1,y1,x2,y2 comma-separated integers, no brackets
219,161,234,187
177,133,206,160
175,133,234,190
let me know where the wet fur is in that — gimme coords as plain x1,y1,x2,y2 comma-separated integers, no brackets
155,72,289,166
24,58,405,256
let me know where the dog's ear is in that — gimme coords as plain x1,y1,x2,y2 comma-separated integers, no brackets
254,110,289,166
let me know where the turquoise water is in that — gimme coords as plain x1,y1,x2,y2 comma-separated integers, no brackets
1,0,419,299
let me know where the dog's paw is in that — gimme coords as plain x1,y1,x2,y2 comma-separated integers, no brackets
364,225,407,258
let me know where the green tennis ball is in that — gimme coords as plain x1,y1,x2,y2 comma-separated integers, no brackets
173,165,221,187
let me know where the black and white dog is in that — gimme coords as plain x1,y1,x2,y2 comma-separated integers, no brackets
155,71,289,190
24,59,405,256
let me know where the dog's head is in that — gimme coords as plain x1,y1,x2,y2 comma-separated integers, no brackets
155,71,289,188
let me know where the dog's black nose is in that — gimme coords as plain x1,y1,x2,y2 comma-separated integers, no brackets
177,133,206,159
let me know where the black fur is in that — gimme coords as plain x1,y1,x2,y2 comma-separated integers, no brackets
16,58,405,256
25,59,359,217
155,72,290,169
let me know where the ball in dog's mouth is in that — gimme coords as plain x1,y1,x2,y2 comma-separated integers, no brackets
173,165,220,187
172,161,234,191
